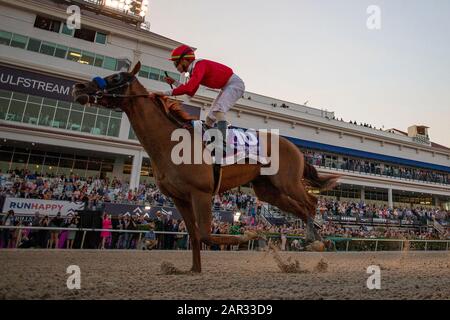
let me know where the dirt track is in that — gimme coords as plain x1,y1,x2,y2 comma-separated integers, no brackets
0,250,449,300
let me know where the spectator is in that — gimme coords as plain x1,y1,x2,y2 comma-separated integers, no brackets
100,213,112,249
124,214,136,249
66,217,78,249
39,215,50,248
48,212,63,249
1,210,16,248
143,222,157,250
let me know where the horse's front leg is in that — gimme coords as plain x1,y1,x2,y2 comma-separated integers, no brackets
172,198,202,273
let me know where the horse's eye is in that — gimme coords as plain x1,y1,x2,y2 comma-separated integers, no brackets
112,74,122,83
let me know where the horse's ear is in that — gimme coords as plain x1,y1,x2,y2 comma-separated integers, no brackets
130,61,141,76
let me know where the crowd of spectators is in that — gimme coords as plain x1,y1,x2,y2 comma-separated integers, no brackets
1,204,448,250
0,168,174,207
304,151,449,184
1,169,449,250
317,198,449,224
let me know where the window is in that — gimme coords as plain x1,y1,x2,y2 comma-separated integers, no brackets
80,51,95,66
7,100,26,122
23,103,41,125
12,92,27,101
0,90,11,99
81,113,96,133
111,111,122,119
166,72,180,82
40,41,56,56
28,95,42,104
129,127,138,140
61,23,74,36
53,108,68,129
43,98,57,107
34,16,61,33
98,108,111,117
57,101,71,109
74,28,96,42
139,65,150,78
0,98,9,120
71,103,84,112
149,67,160,81
0,30,12,46
158,70,167,82
38,105,55,126
95,116,109,135
107,118,120,137
27,38,41,52
95,32,107,44
67,48,82,62
11,152,28,170
67,110,82,131
94,55,104,68
103,56,117,71
59,157,74,171
10,34,28,49
54,45,68,59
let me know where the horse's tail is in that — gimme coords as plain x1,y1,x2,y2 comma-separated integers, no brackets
303,162,339,191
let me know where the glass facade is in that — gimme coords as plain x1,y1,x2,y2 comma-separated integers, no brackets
0,145,115,179
129,127,138,141
139,65,181,83
1,29,182,83
0,89,122,137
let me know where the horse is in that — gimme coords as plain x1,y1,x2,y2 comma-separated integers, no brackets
72,61,339,272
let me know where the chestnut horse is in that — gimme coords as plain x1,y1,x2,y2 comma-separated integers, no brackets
73,62,338,272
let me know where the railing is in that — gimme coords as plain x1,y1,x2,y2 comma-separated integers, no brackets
312,162,449,187
324,237,450,252
247,234,450,252
322,214,446,228
257,212,272,228
0,225,190,250
1,226,448,252
433,220,445,235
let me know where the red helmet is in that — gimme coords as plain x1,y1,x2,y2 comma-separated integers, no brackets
170,45,195,61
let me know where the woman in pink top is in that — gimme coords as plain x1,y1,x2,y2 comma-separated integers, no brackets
100,213,112,249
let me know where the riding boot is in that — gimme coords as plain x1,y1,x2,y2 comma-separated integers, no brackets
216,120,228,160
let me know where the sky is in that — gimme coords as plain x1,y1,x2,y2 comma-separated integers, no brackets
147,0,450,147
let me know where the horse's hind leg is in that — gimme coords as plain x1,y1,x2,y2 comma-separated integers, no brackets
191,192,258,247
252,177,310,220
252,177,322,243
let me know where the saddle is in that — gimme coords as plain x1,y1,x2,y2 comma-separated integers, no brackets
157,97,223,194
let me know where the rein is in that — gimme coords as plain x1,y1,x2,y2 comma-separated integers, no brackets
92,76,191,129
92,77,149,103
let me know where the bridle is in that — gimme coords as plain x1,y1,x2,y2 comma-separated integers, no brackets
91,75,150,107
89,74,192,128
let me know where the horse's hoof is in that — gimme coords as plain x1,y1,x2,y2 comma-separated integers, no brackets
306,240,326,252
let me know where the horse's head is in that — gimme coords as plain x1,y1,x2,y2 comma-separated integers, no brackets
72,61,142,111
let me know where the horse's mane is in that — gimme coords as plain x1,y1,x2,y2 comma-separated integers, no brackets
156,97,198,124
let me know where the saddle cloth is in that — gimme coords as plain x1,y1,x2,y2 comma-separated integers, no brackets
192,120,270,166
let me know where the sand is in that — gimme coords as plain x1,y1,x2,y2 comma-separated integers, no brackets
0,249,449,300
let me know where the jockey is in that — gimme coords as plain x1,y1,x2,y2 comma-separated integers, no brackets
153,44,245,148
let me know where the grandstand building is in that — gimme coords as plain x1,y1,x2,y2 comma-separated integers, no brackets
1,0,449,212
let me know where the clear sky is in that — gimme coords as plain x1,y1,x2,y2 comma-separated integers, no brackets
147,0,450,147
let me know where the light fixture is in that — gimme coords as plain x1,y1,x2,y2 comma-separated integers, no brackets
145,206,151,210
